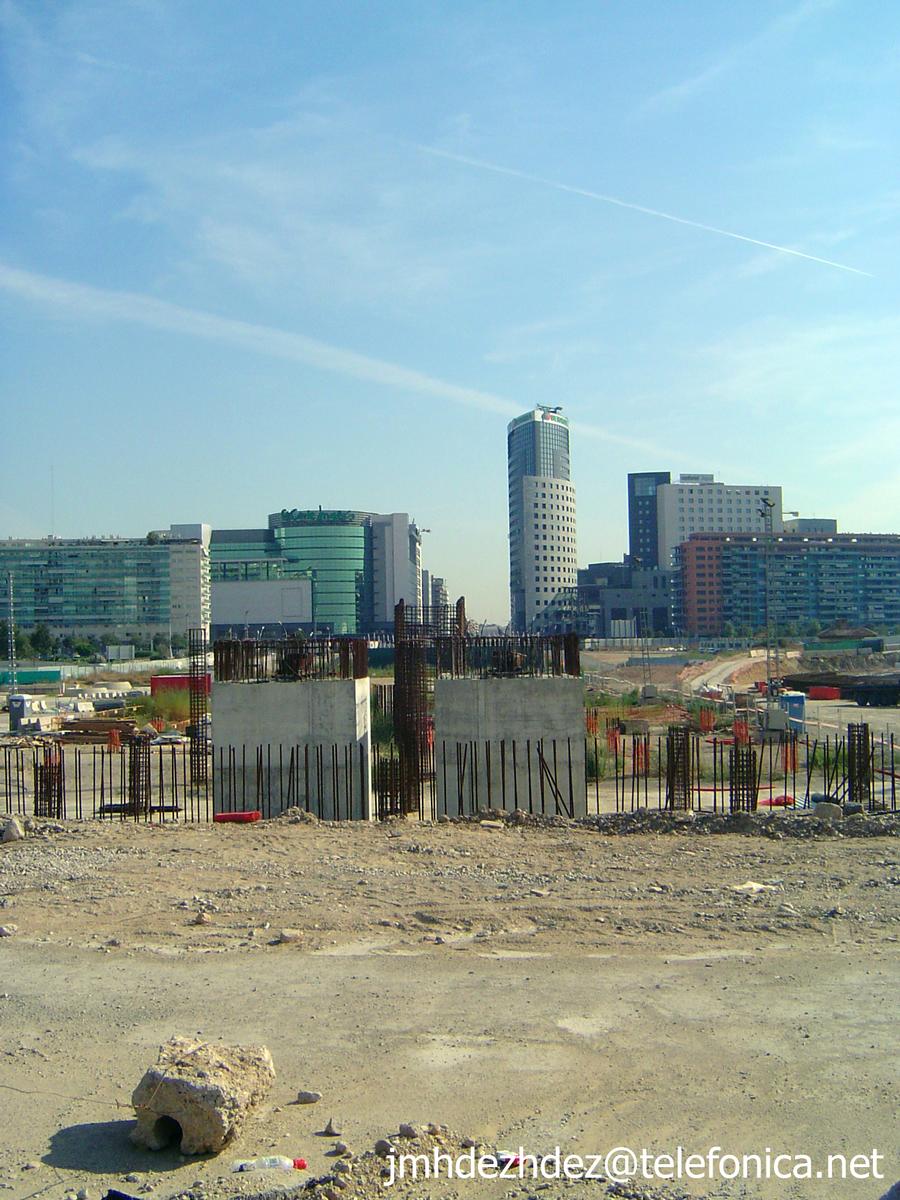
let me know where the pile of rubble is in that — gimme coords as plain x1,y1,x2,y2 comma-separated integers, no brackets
170,1123,701,1200
442,806,900,839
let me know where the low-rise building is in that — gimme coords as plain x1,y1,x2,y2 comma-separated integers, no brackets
533,559,674,637
679,531,900,636
0,524,210,644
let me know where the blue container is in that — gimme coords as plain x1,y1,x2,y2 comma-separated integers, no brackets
778,690,806,732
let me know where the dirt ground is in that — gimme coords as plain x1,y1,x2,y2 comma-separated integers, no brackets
0,815,897,1200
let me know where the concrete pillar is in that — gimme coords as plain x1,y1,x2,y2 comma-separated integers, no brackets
211,678,373,819
433,677,586,817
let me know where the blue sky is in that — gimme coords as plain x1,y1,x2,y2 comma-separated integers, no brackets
1,0,898,621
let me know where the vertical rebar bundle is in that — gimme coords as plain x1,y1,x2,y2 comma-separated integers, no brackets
847,722,872,808
127,739,152,818
189,627,209,786
665,725,692,810
393,637,429,815
34,745,64,819
729,743,758,812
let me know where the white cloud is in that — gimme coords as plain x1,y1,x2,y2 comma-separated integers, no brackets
0,260,678,456
0,260,516,417
636,0,837,115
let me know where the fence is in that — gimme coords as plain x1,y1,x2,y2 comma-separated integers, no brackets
3,730,897,824
2,743,211,822
598,727,898,814
213,742,371,821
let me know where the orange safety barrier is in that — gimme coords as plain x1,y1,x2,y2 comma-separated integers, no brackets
733,720,750,744
781,741,797,772
633,739,649,775
699,708,716,733
107,729,121,750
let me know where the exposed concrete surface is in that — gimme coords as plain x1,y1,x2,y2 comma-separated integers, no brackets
212,679,372,818
131,1036,275,1153
434,677,586,816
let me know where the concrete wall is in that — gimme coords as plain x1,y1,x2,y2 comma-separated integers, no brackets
212,678,372,819
433,677,586,817
211,578,313,633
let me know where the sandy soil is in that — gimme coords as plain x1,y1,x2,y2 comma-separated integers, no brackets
0,816,897,1200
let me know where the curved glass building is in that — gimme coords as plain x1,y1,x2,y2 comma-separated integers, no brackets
270,510,369,635
210,509,421,637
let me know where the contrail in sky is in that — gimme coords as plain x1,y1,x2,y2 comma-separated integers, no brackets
0,260,671,455
419,145,872,278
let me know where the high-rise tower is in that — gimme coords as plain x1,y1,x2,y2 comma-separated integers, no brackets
627,471,671,567
507,407,577,630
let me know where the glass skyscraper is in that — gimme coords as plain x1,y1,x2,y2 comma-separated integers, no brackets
507,407,577,630
627,471,671,568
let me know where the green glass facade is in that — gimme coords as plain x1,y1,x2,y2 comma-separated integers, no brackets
211,512,374,635
0,538,176,634
208,530,297,582
271,523,367,635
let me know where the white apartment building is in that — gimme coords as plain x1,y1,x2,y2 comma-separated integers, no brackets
656,475,783,566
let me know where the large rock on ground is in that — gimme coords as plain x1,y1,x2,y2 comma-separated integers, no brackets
131,1036,275,1154
1,816,24,843
813,801,843,824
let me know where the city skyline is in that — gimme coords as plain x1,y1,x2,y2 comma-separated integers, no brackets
3,2,900,621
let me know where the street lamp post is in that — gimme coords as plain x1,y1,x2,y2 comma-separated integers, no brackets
6,573,17,698
758,500,775,694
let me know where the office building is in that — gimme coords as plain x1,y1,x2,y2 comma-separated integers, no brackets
210,509,421,637
534,560,674,637
627,472,671,567
507,407,577,629
679,532,900,637
656,474,782,567
0,524,211,643
576,560,673,637
421,569,450,612
429,574,449,609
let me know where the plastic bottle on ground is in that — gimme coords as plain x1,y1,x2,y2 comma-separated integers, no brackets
232,1156,307,1172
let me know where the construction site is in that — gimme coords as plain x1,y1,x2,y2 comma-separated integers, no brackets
3,603,899,826
1,608,899,1200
